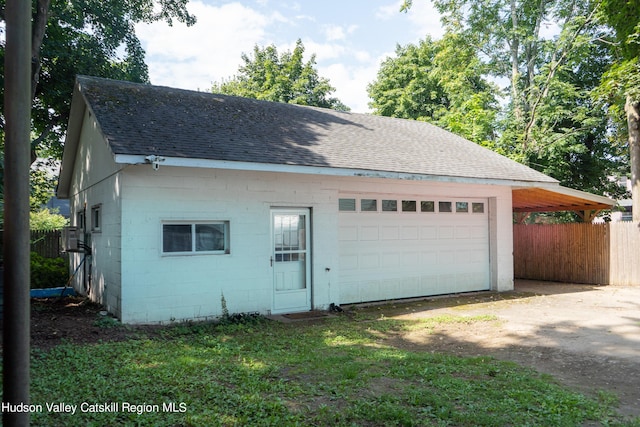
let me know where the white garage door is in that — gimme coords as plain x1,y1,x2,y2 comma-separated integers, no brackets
338,196,490,304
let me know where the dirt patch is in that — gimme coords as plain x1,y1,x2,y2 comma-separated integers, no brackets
0,297,162,352
2,280,639,418
349,281,640,418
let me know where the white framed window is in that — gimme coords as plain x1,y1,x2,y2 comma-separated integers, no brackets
382,199,398,212
338,198,356,211
162,221,230,255
91,205,102,233
402,200,417,212
361,199,378,212
456,202,469,213
439,201,453,213
77,211,86,230
421,201,435,213
472,202,485,213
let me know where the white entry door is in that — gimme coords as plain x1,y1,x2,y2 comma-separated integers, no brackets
271,209,311,314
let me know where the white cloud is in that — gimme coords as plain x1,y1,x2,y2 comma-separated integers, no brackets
324,25,345,41
354,50,372,63
405,1,444,39
133,0,444,112
376,1,402,20
376,0,444,39
321,60,380,113
540,20,561,40
136,1,274,90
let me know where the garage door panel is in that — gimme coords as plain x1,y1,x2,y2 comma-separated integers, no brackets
382,253,401,268
401,226,419,240
338,197,490,304
361,226,379,240
420,226,437,239
402,252,420,266
438,250,457,265
360,253,379,269
341,255,359,271
339,226,358,241
438,226,455,239
455,226,472,239
402,277,420,296
471,226,486,239
382,226,399,240
421,250,438,265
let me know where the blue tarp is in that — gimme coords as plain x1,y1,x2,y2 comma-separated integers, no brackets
30,287,76,298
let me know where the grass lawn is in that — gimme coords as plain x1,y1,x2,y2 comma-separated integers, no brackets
6,311,639,426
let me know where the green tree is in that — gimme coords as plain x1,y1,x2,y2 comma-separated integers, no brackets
597,0,640,220
367,34,499,145
0,0,196,163
212,39,350,111
399,0,627,198
30,208,68,231
30,160,58,211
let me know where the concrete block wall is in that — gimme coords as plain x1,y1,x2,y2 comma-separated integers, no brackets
68,110,123,317
119,166,341,323
116,165,514,324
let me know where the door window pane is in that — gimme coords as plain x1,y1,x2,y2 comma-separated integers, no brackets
274,215,305,252
456,202,469,213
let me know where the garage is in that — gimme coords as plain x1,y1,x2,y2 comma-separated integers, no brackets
338,194,490,304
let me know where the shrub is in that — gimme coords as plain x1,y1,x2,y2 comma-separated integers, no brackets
30,252,69,289
30,208,68,231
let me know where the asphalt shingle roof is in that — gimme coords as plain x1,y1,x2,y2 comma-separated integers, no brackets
76,75,556,184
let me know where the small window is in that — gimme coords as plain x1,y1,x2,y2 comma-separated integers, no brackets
472,202,485,213
456,202,469,213
163,222,229,255
91,205,101,232
361,199,378,212
382,200,397,212
77,211,86,230
402,200,417,212
195,224,227,251
439,201,452,213
421,201,435,213
339,198,356,211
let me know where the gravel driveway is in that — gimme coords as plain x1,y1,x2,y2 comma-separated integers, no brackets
384,280,640,418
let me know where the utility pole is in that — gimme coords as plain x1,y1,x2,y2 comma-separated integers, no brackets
3,0,32,425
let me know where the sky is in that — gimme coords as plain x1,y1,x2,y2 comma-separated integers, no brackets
135,0,445,113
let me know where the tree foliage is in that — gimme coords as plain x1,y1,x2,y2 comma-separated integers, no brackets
212,40,349,111
0,0,196,162
30,160,58,211
395,0,629,198
596,0,640,220
30,208,68,231
367,34,498,145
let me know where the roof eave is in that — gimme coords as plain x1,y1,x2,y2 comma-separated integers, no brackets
114,154,557,187
512,186,616,213
56,80,86,199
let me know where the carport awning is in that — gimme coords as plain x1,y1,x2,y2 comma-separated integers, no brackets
512,186,615,213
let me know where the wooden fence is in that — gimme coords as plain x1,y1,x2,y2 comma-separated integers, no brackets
0,230,63,259
514,221,640,285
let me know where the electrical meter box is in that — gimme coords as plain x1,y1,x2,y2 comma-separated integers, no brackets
61,226,80,252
